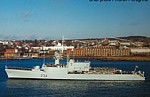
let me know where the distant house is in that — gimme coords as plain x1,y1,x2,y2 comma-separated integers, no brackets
119,42,131,46
0,41,9,45
4,48,20,58
23,52,39,58
101,38,109,46
130,47,150,54
134,42,144,47
32,42,74,54
13,41,21,46
109,40,119,46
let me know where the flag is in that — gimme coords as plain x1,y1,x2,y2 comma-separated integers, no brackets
135,65,139,68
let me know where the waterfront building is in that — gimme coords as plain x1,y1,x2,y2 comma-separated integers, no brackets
130,47,150,55
119,42,131,46
67,46,130,57
23,52,39,58
4,48,20,58
32,42,74,54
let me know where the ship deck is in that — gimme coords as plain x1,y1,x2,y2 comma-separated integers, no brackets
6,66,32,71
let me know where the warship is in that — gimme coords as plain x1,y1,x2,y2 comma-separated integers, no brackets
5,51,145,81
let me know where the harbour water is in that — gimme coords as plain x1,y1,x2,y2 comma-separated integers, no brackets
0,58,150,97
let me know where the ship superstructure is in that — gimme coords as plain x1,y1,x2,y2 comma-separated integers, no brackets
5,51,145,81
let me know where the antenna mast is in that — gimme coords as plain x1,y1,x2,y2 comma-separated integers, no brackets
42,45,46,66
62,36,64,53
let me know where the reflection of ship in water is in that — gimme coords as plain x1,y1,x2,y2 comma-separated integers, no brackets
5,50,145,81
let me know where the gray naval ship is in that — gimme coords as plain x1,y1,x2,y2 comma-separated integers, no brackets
5,51,145,81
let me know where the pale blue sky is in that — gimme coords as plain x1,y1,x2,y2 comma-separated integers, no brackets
0,0,150,40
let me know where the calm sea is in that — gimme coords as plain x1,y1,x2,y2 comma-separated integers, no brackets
0,58,150,97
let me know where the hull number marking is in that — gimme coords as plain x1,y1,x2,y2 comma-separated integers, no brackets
41,74,47,77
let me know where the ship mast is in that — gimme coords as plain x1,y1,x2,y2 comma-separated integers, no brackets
54,36,64,65
42,45,46,67
62,36,64,53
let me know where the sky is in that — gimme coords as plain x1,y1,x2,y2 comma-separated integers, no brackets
0,0,150,40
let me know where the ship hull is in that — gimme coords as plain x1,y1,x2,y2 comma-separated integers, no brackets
5,69,145,81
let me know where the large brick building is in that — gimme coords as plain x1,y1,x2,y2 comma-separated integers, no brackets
66,46,130,57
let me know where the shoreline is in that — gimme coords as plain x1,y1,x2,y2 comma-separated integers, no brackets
0,56,150,61
76,56,150,61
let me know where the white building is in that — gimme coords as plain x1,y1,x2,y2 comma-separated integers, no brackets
120,42,131,46
130,47,150,53
109,40,119,46
32,42,74,53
